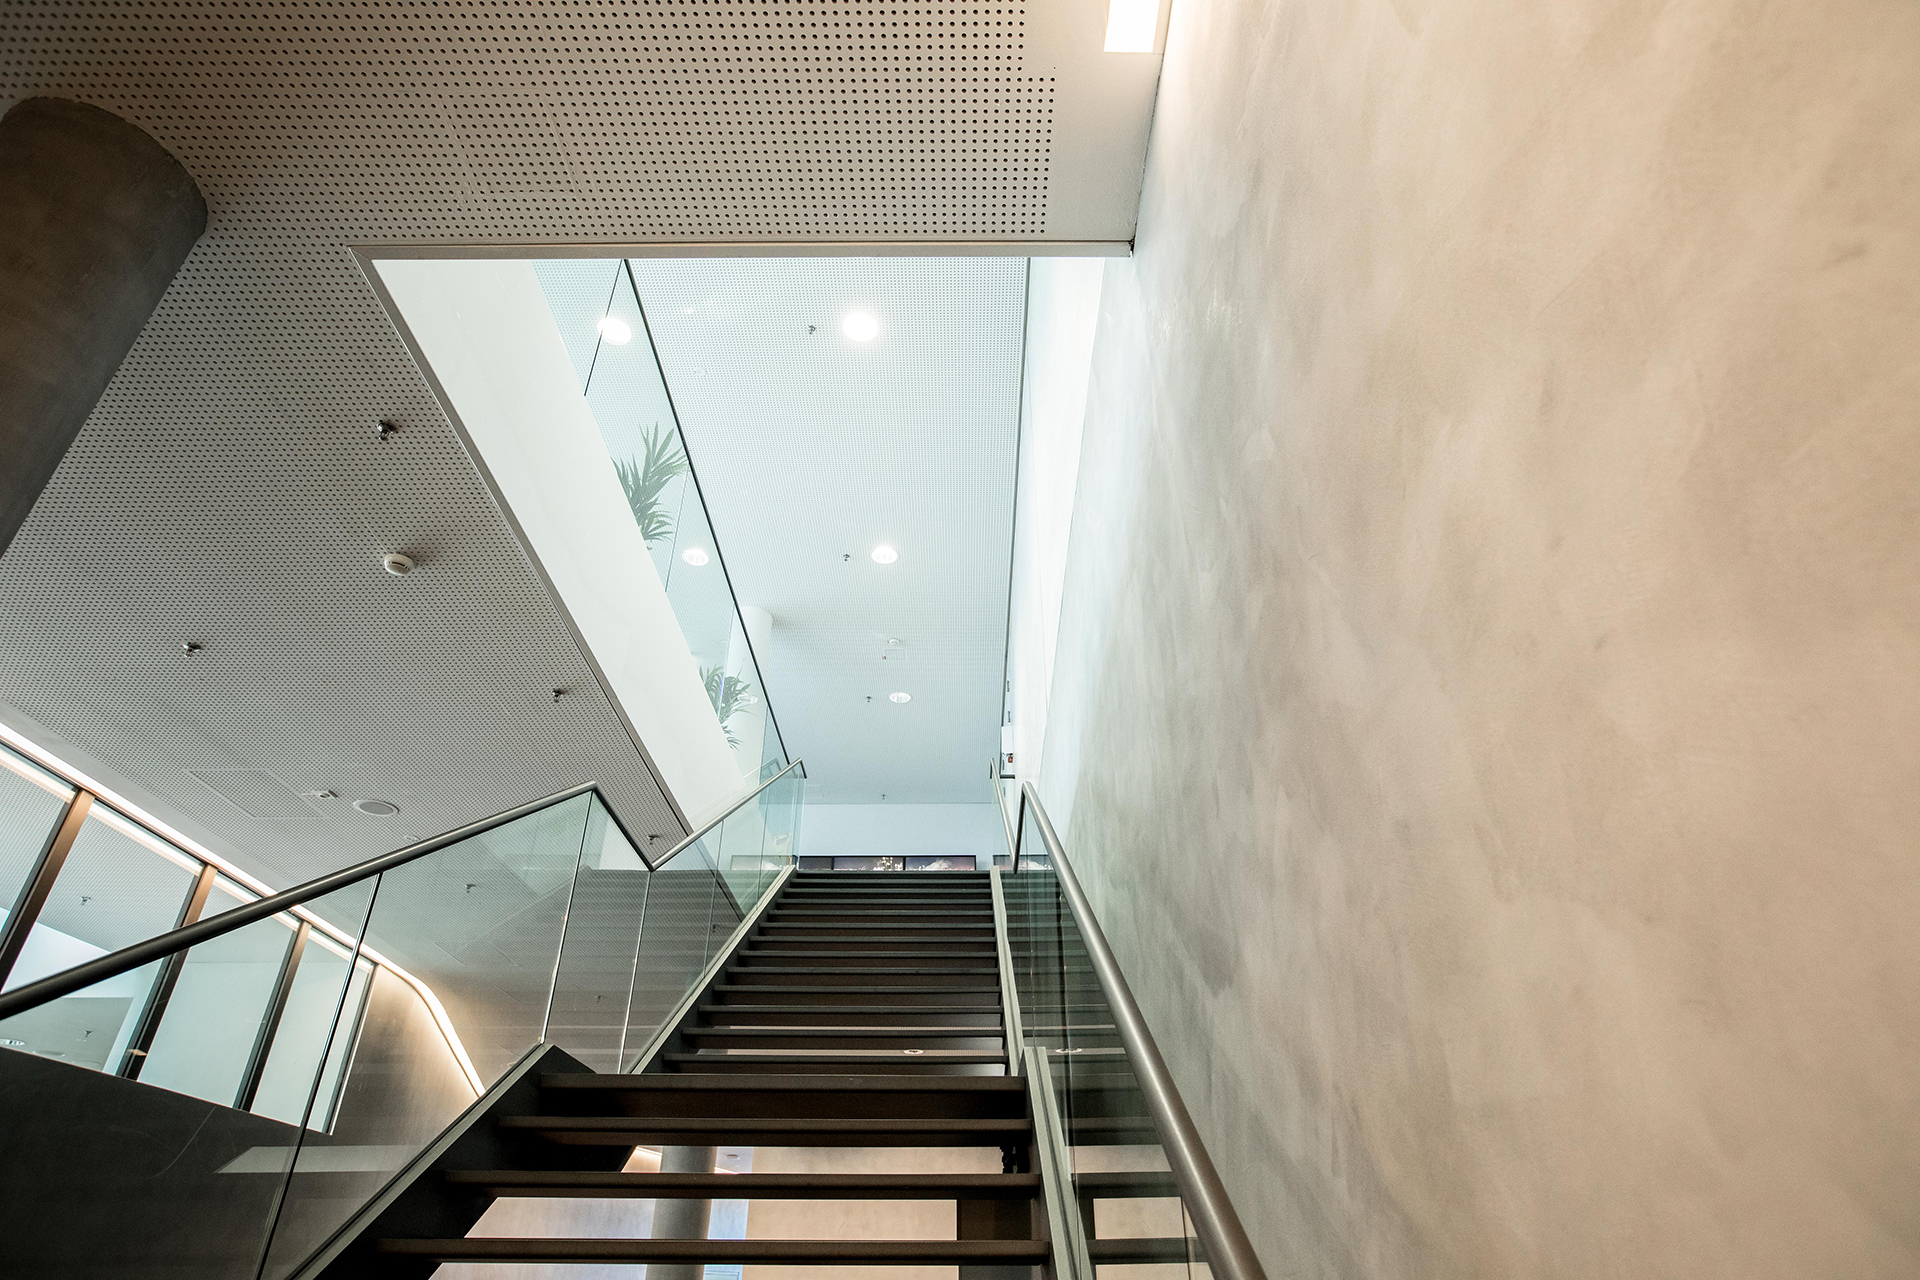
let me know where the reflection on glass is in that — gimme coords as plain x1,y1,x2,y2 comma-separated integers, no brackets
258,793,595,1279
531,259,786,784
0,745,74,939
0,806,200,1071
252,929,364,1126
137,877,297,1106
1005,812,1204,1278
545,795,652,1071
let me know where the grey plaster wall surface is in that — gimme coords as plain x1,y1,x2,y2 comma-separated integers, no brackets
1037,0,1920,1276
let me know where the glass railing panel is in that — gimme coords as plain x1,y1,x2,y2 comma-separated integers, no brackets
258,792,596,1279
621,834,721,1067
544,794,652,1071
250,925,366,1126
0,804,202,1070
532,260,787,783
0,744,75,935
1005,807,1203,1278
135,877,299,1106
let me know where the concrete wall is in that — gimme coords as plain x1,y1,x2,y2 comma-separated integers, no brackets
1037,0,1920,1277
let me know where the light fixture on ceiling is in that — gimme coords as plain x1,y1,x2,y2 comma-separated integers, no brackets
889,691,911,704
841,311,879,342
597,315,633,345
355,799,399,816
682,547,710,566
870,545,898,564
1103,0,1159,51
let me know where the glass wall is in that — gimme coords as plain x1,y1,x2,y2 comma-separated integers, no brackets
532,259,789,787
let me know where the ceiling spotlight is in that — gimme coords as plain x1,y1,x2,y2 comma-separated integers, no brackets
354,799,399,816
889,691,911,704
841,311,879,342
597,315,633,345
682,547,710,566
870,545,898,565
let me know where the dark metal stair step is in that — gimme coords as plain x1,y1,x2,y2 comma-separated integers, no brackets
661,1051,1010,1072
1088,1237,1193,1264
683,1027,1003,1047
375,1238,1049,1265
499,1114,1029,1145
1076,1170,1182,1196
711,984,999,1006
444,1170,1042,1199
537,1072,1026,1117
698,1004,1003,1026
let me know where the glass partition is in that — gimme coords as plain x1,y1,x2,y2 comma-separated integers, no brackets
532,259,788,786
1005,806,1208,1278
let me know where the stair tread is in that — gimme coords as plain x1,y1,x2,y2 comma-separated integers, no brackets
375,1238,1049,1263
540,1071,1023,1092
445,1170,1042,1197
502,1115,1028,1133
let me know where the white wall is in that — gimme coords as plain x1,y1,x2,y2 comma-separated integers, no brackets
800,803,1003,862
1004,258,1103,809
376,258,744,828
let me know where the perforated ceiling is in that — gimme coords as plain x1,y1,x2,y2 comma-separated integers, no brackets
0,0,1155,887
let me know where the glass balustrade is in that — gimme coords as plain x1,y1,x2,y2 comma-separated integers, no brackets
533,258,789,785
1006,805,1210,1279
0,737,804,1280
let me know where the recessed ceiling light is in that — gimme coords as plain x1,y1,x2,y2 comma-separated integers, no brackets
682,547,710,566
354,799,399,816
1103,0,1159,51
870,545,898,564
889,691,911,704
597,315,633,345
841,311,879,342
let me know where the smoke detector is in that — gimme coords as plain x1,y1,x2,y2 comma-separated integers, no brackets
382,553,415,576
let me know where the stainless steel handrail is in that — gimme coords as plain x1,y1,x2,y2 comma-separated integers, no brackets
0,757,810,1024
989,756,1024,868
651,757,806,871
0,779,603,1022
1020,781,1269,1280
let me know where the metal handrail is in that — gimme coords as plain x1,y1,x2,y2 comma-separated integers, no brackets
989,756,1024,868
1019,781,1269,1280
0,781,604,1022
649,757,806,874
0,757,809,1024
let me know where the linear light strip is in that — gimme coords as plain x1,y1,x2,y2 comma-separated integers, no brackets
0,723,484,1095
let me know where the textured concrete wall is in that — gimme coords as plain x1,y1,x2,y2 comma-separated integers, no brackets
1038,0,1920,1276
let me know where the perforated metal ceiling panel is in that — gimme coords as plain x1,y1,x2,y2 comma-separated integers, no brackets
0,0,1158,886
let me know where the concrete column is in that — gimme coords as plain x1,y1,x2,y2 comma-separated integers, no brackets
0,97,206,556
648,1143,716,1279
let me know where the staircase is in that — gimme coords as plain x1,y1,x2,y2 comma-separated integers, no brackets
313,870,1066,1274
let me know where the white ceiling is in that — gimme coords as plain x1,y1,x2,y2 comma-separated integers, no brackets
629,258,1027,804
0,0,1143,886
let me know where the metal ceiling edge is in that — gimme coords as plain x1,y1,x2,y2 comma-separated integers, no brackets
351,247,694,841
356,240,1135,261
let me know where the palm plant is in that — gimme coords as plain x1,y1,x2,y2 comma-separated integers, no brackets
701,664,760,748
613,423,689,546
